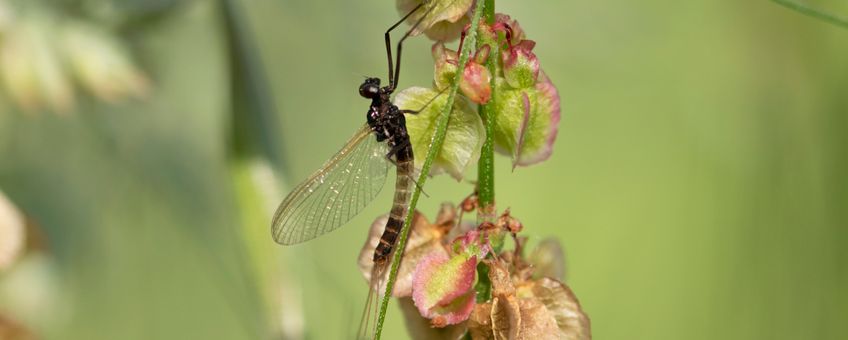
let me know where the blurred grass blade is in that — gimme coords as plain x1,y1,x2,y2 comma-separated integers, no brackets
221,0,287,171
772,0,848,29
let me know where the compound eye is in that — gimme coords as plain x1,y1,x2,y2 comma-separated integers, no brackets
359,84,379,98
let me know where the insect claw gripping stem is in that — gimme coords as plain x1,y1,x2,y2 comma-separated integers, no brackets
385,141,430,198
410,174,430,198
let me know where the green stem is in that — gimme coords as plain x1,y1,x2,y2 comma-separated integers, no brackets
477,0,497,224
473,0,500,307
373,1,488,338
772,0,848,29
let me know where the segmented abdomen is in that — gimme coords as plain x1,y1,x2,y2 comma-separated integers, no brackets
373,157,414,264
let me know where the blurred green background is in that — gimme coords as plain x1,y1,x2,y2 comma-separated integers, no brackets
0,0,847,339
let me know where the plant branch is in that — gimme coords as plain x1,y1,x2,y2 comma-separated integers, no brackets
374,1,488,338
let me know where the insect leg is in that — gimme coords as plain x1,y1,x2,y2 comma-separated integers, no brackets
384,151,399,167
407,170,429,198
386,139,430,198
388,3,438,91
399,86,449,115
385,4,423,89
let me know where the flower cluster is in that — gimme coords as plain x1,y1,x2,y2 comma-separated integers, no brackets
394,2,562,177
484,14,561,168
0,2,149,114
359,203,590,339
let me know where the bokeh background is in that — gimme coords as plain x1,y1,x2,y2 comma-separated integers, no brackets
1,0,847,339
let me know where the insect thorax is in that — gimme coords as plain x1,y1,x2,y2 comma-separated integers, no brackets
366,96,405,146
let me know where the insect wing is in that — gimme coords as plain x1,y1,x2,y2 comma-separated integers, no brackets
272,125,389,245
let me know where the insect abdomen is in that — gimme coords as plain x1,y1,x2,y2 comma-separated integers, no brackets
373,158,414,264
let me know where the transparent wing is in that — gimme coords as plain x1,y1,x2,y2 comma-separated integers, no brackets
272,125,390,245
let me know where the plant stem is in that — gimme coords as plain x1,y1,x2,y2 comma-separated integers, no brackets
472,0,501,306
474,261,492,302
477,0,497,224
374,1,488,338
772,0,848,29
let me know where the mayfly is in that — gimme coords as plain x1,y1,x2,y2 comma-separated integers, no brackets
270,2,451,337
270,1,439,262
270,1,458,336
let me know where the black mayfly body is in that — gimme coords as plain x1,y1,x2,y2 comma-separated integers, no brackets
270,2,435,265
270,4,445,336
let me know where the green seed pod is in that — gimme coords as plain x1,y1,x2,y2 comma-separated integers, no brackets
395,86,485,180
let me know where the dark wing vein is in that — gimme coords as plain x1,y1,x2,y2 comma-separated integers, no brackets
272,125,390,245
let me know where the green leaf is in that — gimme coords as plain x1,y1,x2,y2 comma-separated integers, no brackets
492,75,560,167
397,87,484,180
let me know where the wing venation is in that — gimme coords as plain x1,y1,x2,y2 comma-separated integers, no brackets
271,125,389,245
